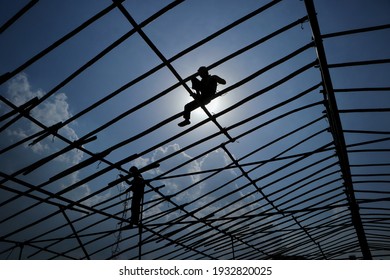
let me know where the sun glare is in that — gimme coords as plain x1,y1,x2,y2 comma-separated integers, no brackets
206,98,221,114
194,97,221,117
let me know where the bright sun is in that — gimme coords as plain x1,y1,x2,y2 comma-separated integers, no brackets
194,97,221,117
206,98,221,113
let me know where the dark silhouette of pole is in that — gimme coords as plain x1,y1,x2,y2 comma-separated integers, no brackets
304,0,372,259
18,242,24,260
60,207,90,260
0,0,39,34
138,195,144,260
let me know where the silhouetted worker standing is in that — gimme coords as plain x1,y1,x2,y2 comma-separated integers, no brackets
178,66,226,127
120,166,145,227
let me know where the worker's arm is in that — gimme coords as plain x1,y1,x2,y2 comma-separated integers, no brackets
213,75,226,85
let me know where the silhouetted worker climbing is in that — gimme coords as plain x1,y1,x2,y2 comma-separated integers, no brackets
120,166,145,227
178,66,226,127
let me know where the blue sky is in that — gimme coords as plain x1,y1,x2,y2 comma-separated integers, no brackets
0,0,389,260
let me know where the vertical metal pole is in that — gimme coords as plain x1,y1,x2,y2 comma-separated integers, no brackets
18,243,24,260
231,236,236,260
304,0,372,259
138,194,144,260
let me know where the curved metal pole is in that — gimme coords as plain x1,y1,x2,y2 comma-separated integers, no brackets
304,0,372,259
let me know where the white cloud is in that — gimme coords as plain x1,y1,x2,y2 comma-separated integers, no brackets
79,183,112,207
128,144,252,223
0,73,109,207
6,74,44,105
2,73,79,151
132,156,150,170
2,74,77,157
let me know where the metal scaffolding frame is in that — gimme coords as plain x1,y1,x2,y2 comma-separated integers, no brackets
0,0,389,260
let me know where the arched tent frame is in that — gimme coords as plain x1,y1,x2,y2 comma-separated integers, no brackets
0,0,389,260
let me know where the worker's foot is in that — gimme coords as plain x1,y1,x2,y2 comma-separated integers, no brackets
178,119,190,127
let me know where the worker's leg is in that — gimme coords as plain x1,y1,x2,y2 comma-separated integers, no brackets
130,199,141,225
178,100,199,126
183,100,199,120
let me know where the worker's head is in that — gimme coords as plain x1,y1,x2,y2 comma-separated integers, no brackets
129,166,139,175
197,66,209,78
